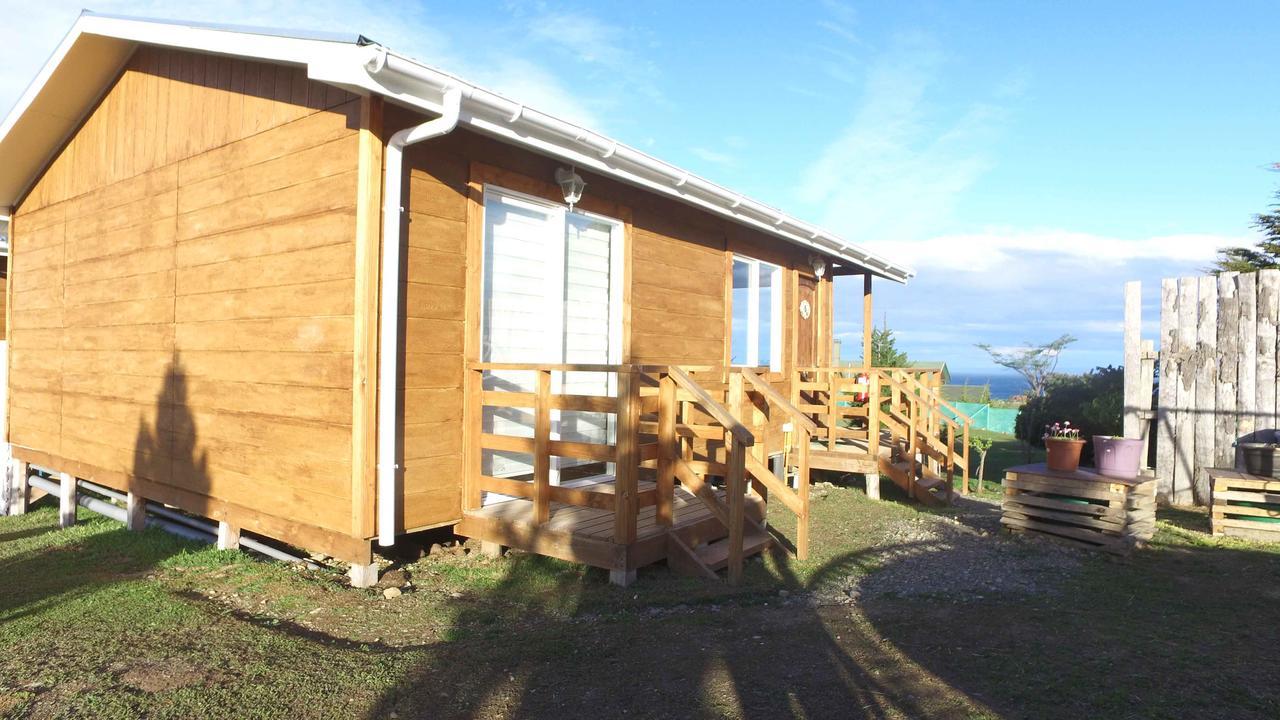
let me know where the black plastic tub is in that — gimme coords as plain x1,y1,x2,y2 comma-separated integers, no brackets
1240,443,1280,479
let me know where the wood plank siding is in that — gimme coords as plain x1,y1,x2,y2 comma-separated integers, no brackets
389,107,834,531
8,47,367,554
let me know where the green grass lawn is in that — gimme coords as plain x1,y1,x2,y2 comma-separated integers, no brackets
2,486,1279,719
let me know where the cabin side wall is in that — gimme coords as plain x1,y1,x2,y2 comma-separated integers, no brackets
8,47,369,559
394,111,834,532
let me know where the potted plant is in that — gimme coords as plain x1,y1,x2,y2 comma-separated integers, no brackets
1043,421,1085,473
1093,435,1145,479
1238,434,1280,479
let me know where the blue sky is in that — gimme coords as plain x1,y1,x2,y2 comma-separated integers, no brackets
3,1,1277,373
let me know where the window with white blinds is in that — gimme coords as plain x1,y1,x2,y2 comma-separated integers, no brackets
479,186,623,487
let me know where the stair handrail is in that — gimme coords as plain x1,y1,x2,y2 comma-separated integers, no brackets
887,369,974,494
738,368,815,559
668,366,754,447
664,366,753,584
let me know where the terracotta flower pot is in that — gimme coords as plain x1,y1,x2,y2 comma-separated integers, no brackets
1045,438,1086,473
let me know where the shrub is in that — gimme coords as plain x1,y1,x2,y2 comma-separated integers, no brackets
1015,366,1123,463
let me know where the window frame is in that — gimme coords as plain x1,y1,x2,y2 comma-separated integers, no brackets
730,254,783,371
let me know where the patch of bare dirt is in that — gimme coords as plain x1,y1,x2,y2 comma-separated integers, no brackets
118,658,225,693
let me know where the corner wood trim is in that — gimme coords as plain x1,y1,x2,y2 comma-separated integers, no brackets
352,94,384,539
10,446,372,564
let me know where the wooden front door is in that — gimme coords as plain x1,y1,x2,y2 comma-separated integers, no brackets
797,275,817,368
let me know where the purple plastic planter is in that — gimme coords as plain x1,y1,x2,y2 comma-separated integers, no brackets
1094,435,1144,479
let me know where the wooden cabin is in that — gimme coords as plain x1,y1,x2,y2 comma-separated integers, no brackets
0,15,967,587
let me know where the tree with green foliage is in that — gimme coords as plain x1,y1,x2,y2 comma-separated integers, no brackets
975,334,1076,398
969,435,994,489
1016,366,1123,463
1213,163,1280,273
869,324,908,368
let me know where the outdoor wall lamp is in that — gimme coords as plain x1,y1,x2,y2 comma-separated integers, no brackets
555,166,586,210
810,255,827,278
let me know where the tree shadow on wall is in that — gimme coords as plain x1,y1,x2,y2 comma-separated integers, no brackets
0,354,211,624
133,352,209,514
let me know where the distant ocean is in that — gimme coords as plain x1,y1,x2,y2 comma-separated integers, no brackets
948,373,1029,401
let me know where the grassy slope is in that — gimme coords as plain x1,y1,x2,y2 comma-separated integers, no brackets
2,488,1278,719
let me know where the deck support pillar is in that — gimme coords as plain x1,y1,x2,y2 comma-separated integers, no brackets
125,491,146,531
864,472,881,501
217,521,241,550
6,459,28,516
58,473,76,528
609,568,637,587
348,562,379,588
480,541,505,558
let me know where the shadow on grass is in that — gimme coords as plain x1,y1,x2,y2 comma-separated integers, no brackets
860,512,1280,720
353,538,984,720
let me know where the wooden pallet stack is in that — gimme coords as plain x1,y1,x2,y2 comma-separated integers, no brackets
1001,464,1156,554
1209,469,1280,542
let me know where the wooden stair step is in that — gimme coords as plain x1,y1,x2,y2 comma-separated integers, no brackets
915,475,947,492
695,529,772,571
810,450,878,473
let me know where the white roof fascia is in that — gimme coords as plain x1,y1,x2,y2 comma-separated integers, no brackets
0,14,914,283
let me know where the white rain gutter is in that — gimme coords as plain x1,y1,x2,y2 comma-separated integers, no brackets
373,55,463,547
357,48,914,284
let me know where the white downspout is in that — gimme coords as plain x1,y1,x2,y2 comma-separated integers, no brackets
377,86,463,547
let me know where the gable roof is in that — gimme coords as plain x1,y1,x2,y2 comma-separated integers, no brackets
0,12,914,283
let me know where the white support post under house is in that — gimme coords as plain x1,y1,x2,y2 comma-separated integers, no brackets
216,521,241,551
58,472,76,528
125,491,146,532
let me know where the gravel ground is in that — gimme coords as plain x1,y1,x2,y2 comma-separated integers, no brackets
820,495,1084,604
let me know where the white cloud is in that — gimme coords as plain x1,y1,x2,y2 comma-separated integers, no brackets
798,31,1005,242
689,146,737,167
865,229,1249,275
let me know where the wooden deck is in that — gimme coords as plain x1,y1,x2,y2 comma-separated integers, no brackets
457,480,765,574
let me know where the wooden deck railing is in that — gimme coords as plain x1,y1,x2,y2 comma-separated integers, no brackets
796,366,976,497
465,362,758,583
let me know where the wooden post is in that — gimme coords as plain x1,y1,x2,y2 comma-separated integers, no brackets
351,94,384,539
1173,276,1198,505
656,372,676,527
1155,278,1178,500
962,422,972,494
1215,273,1240,470
1194,274,1217,504
613,369,639,545
217,521,241,550
533,369,552,525
862,273,873,370
949,422,961,496
907,398,919,501
867,371,881,457
826,372,838,451
1237,272,1258,451
125,491,146,532
1257,270,1280,445
797,427,810,561
58,472,76,528
1123,280,1143,440
464,367,484,510
726,437,746,585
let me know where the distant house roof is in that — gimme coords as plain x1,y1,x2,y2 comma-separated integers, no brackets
0,12,915,284
908,361,951,383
